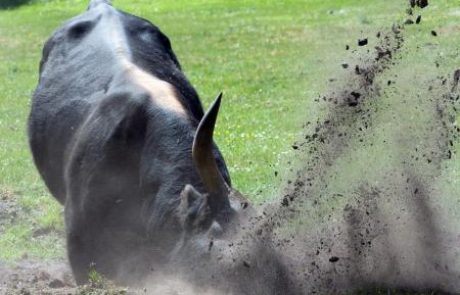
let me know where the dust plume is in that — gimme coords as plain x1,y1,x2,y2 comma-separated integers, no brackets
258,2,460,294
135,2,460,294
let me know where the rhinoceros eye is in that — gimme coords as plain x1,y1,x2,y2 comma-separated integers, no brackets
68,21,94,40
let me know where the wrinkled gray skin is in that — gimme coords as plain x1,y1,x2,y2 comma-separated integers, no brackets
28,0,299,293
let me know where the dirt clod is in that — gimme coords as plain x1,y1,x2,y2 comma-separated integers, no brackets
416,0,428,9
452,69,460,92
48,279,65,288
405,19,414,25
329,257,339,263
358,38,368,46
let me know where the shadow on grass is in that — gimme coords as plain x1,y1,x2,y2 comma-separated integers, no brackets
0,0,32,9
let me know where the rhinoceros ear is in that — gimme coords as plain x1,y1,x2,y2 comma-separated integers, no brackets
178,185,213,234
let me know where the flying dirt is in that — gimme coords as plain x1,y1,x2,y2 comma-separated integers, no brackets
261,2,460,294
172,0,460,293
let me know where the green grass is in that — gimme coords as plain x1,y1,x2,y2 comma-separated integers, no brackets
0,0,459,266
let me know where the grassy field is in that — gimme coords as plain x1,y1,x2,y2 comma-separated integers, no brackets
0,0,459,266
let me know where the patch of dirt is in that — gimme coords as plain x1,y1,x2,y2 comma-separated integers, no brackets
0,260,75,294
0,260,143,294
0,198,19,234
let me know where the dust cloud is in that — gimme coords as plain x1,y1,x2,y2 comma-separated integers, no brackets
140,1,460,294
258,2,460,294
132,1,460,294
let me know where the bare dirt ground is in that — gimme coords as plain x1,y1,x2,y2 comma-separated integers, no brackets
0,260,75,294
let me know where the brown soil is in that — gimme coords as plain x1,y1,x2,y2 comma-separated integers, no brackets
0,260,75,294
